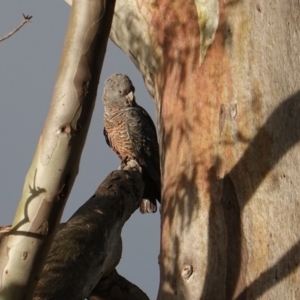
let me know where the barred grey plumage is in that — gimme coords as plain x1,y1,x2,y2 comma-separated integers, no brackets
102,74,161,213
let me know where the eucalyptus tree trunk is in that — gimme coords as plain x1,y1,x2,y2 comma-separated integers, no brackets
110,0,300,299
0,1,115,299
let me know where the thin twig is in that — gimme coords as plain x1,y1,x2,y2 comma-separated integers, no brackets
0,14,32,43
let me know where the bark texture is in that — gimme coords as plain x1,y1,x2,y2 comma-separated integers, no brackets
110,0,300,299
0,1,115,299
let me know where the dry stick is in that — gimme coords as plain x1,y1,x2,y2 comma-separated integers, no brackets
0,14,32,42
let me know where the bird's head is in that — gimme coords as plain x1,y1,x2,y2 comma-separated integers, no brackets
102,74,136,111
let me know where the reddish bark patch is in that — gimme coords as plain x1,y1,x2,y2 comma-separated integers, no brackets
151,2,233,221
151,0,234,297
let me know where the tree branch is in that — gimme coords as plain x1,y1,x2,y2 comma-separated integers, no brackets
33,164,145,300
0,14,32,43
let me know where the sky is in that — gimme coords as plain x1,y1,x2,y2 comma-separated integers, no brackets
0,1,160,299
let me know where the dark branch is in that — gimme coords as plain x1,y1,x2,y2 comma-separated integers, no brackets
32,166,144,300
0,14,32,42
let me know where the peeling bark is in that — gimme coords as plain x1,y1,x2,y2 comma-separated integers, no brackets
0,1,115,299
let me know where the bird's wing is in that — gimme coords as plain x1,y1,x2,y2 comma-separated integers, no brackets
126,106,161,182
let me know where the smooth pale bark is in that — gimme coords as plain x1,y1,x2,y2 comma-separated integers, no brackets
110,0,300,299
0,1,115,299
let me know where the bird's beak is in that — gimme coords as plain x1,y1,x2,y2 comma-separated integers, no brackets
125,91,134,102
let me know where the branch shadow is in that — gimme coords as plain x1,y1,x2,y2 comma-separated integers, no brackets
9,169,46,239
203,90,300,299
235,239,300,300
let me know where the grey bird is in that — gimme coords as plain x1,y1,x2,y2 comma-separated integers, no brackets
102,73,161,213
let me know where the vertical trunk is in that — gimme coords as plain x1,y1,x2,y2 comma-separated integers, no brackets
111,0,300,299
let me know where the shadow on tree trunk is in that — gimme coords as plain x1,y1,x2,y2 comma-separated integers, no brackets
202,90,300,299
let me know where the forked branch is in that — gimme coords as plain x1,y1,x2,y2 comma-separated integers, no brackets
0,14,32,42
